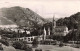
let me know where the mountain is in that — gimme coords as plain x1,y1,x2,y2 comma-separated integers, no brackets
56,12,80,30
45,18,59,22
0,6,47,28
0,17,15,25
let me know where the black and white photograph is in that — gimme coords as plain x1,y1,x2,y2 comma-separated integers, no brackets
0,0,80,51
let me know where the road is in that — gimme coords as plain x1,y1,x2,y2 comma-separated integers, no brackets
32,45,80,51
2,44,16,51
1,44,80,51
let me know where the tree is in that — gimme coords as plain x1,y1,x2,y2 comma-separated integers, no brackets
0,39,9,46
25,45,33,51
63,29,80,43
12,41,33,51
56,18,64,26
12,41,23,49
32,38,39,47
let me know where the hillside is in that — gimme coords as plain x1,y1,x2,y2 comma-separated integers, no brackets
45,18,59,22
56,12,80,30
0,17,15,25
0,6,47,28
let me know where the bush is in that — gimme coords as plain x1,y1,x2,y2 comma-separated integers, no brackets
0,39,9,46
59,42,64,47
23,41,28,44
32,38,38,47
12,41,33,51
0,44,3,50
59,43,64,47
12,41,23,49
71,44,80,48
25,45,33,51
35,49,42,51
75,45,80,48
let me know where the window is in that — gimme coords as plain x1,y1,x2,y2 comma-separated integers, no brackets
16,39,18,41
15,39,16,41
19,39,20,41
28,38,30,41
31,38,33,41
21,39,23,41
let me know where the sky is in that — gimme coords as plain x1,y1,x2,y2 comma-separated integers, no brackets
0,0,80,18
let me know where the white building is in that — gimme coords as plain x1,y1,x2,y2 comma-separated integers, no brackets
52,17,69,36
11,36,43,43
54,26,69,36
0,25,18,29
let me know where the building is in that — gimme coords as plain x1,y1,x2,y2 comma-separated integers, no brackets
9,36,43,43
13,36,36,43
52,17,69,36
54,26,68,36
0,16,69,43
43,16,69,38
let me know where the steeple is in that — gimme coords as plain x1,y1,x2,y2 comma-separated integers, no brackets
52,15,56,34
52,16,56,28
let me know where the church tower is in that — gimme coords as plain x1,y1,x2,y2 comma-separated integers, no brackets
52,15,56,34
53,16,56,28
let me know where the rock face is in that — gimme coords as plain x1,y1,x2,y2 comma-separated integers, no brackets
0,6,47,28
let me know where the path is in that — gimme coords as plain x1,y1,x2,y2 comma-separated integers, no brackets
32,45,80,51
2,44,16,51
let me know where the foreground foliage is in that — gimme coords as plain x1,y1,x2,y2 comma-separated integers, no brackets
12,41,32,51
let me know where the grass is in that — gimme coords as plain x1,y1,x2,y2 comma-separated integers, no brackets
2,44,80,51
70,44,80,48
32,44,80,51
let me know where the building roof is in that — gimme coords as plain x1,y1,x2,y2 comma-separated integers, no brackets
55,26,67,28
54,26,68,32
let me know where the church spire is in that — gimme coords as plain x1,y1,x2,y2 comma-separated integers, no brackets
53,15,56,28
52,15,56,34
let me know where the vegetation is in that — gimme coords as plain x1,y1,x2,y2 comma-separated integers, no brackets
12,41,23,49
25,45,33,51
12,41,32,51
32,38,39,47
56,12,80,30
63,29,80,43
0,44,3,50
42,12,80,42
1,6,46,28
0,39,9,46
